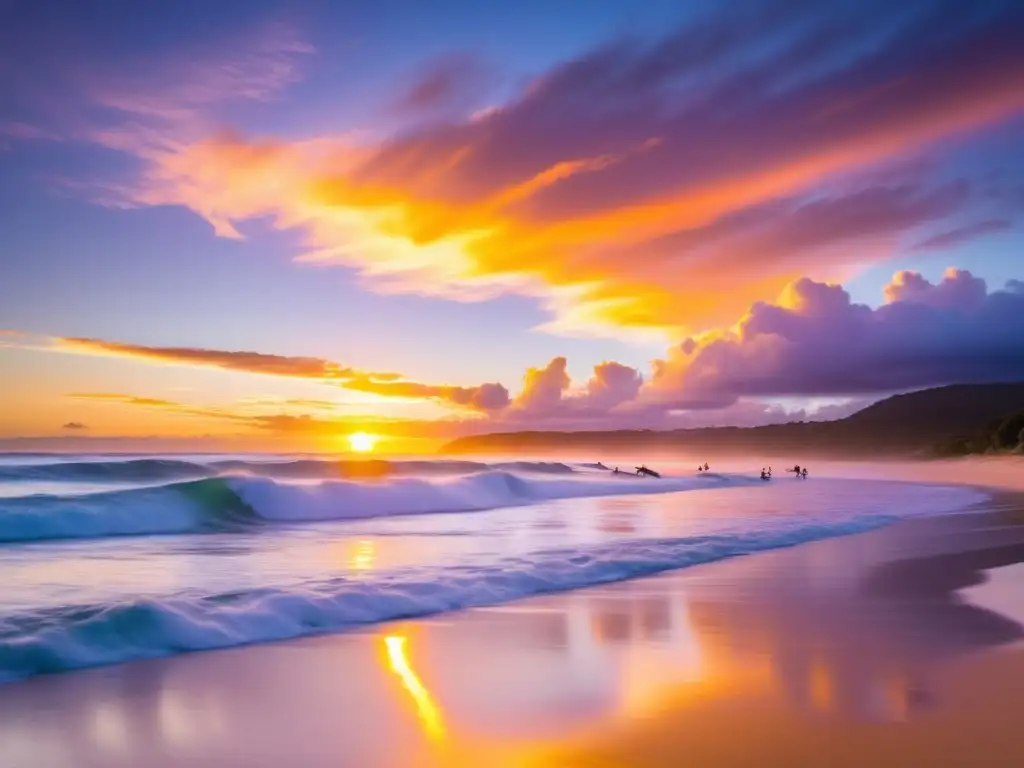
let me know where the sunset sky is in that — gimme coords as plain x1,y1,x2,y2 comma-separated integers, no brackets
1,0,1023,452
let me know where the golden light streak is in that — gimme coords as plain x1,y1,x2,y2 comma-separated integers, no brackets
383,635,446,741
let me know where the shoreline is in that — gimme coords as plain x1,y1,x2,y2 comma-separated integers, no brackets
3,495,1024,767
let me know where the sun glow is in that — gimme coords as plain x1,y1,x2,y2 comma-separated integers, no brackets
348,431,378,452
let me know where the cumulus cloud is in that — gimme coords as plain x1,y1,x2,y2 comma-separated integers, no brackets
512,357,571,413
585,362,644,410
499,357,648,423
647,268,1024,404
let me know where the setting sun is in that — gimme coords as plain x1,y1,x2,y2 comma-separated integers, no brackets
348,431,378,453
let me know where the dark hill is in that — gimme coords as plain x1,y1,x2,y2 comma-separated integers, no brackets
440,383,1024,457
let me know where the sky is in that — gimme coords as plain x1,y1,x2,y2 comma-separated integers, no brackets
1,0,1022,453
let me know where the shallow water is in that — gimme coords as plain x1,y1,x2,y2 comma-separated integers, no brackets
0,454,990,682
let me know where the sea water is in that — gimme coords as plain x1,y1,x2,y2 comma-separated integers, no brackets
0,454,988,682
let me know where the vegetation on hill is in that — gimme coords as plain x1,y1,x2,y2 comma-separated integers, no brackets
932,409,1024,456
440,383,1024,457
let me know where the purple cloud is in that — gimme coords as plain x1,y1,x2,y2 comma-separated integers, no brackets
391,52,498,118
651,268,1024,403
910,218,1013,251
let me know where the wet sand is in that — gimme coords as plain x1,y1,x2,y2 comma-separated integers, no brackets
3,499,1024,767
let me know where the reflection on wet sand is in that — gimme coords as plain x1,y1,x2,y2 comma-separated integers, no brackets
2,513,1024,767
384,634,446,740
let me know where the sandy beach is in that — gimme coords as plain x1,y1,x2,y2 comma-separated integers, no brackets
1,494,1023,767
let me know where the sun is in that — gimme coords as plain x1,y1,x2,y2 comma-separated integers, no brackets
348,431,378,453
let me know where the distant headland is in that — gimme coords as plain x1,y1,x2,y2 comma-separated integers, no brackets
439,383,1024,458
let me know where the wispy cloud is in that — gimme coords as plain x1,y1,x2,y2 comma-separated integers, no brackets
56,337,376,380
4,333,503,414
342,376,510,412
7,3,1021,340
910,218,1013,251
1,16,314,172
88,20,312,126
70,392,187,408
389,51,498,119
68,392,248,423
98,0,1024,337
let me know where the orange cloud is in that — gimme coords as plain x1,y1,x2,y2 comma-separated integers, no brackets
25,335,503,413
68,392,248,423
70,392,185,408
343,376,510,413
64,391,470,441
108,4,1024,338
55,336,393,381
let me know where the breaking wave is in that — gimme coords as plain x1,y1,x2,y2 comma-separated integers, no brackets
0,457,575,484
0,513,914,682
0,470,753,543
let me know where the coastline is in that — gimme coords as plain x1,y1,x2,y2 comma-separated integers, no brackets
3,493,1024,767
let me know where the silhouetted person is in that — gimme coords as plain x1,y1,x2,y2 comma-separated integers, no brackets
801,467,808,479
703,462,709,471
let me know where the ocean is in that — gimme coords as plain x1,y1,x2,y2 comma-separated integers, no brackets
0,454,989,683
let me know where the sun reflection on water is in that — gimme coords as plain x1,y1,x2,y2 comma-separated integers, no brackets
350,539,376,570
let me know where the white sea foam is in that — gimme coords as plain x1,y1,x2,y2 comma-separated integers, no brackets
0,514,921,682
0,478,989,682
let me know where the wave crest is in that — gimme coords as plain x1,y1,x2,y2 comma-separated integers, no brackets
0,470,749,543
0,457,576,484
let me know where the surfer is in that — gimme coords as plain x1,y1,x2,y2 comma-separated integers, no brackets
760,469,769,480
703,462,709,471
801,467,808,479
635,465,661,478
